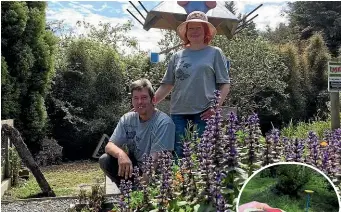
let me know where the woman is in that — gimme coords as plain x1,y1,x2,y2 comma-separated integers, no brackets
154,11,231,158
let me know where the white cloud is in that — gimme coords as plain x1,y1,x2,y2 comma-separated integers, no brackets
252,3,289,30
82,4,94,9
96,3,109,12
46,3,163,55
233,1,289,31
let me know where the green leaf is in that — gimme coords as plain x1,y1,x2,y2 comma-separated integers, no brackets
193,203,215,212
177,201,189,206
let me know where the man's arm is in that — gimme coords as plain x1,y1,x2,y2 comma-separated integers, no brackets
155,84,174,104
105,141,126,159
105,142,133,180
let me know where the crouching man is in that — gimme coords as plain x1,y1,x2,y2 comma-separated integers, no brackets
99,78,175,186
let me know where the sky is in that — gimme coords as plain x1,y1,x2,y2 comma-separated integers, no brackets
47,1,289,54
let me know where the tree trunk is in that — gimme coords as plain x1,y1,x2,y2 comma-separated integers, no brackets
1,124,55,197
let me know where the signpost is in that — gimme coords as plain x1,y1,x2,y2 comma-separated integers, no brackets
328,61,341,129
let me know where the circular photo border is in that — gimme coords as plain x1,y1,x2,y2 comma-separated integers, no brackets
236,161,341,212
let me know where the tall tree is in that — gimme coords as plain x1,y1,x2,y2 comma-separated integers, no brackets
279,43,306,123
1,2,57,153
302,33,331,119
287,1,341,57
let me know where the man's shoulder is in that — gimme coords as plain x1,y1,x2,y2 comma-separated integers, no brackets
121,111,138,122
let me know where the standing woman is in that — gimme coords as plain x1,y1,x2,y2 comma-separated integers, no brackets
155,11,231,158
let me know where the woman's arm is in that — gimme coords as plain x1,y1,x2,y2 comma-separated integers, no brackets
154,84,174,104
218,83,230,106
200,83,230,120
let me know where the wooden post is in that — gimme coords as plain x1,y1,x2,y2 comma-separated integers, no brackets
4,133,10,179
330,92,340,130
1,124,56,197
1,119,13,180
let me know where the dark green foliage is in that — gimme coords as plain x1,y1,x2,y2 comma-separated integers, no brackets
274,165,311,196
47,39,127,159
287,1,341,57
261,23,301,45
1,1,57,153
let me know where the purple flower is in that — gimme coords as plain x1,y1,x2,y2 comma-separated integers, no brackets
216,193,229,212
242,113,262,176
293,138,304,162
118,179,132,210
282,137,291,161
285,138,304,162
308,131,319,166
180,131,197,197
262,133,272,166
225,112,239,169
156,151,173,210
270,128,281,161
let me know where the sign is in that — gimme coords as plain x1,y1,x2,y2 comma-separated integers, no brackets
150,52,159,64
328,61,341,92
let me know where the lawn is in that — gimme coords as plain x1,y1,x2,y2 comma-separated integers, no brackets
239,174,340,212
2,160,105,200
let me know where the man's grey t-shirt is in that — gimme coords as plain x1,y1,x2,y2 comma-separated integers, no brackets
110,109,175,166
161,46,230,114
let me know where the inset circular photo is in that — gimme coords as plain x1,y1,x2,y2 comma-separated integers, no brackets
237,162,340,212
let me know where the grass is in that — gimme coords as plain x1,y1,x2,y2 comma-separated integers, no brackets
3,160,105,200
281,119,331,139
239,173,340,212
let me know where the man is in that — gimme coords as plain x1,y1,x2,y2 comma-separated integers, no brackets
99,78,175,185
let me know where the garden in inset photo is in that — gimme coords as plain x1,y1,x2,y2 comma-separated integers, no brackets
238,163,340,212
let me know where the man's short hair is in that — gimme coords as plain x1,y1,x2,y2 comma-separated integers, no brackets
130,78,155,99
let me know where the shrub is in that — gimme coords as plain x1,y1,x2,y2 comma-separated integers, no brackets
274,165,311,196
34,138,63,166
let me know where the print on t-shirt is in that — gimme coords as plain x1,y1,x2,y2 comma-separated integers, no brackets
176,59,191,81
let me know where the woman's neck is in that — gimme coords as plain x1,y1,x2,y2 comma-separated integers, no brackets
188,42,207,50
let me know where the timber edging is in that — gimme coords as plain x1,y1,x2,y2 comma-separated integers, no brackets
0,193,119,204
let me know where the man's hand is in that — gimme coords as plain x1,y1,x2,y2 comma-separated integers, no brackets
117,152,133,179
200,107,216,120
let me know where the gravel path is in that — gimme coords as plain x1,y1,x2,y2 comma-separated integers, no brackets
1,198,78,212
1,196,118,212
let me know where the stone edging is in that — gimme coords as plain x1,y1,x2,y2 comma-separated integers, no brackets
1,194,119,204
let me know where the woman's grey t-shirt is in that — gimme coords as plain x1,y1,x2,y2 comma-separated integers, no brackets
161,46,230,114
109,110,175,166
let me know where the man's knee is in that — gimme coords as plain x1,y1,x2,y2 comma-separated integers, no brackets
99,153,111,170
